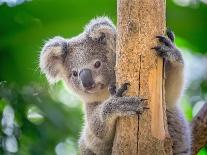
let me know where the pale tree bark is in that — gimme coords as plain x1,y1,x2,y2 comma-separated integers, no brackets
112,0,173,154
191,103,207,155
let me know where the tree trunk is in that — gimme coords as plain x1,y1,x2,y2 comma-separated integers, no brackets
112,0,173,154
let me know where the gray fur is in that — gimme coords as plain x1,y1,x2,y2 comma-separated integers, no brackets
39,17,191,155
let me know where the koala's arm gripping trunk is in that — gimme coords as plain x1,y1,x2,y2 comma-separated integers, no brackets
112,0,173,154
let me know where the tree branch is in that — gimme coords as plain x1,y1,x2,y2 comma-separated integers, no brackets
191,103,207,155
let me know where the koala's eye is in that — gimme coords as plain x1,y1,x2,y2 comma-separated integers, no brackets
94,61,101,69
72,70,78,77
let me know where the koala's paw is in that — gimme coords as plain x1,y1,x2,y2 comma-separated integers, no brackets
117,96,148,115
136,98,149,114
102,96,148,121
108,82,130,97
152,29,183,64
103,83,148,121
115,82,130,97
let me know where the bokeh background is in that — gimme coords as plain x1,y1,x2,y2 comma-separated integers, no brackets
0,0,207,154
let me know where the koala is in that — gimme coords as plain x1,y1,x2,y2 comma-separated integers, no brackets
39,17,191,155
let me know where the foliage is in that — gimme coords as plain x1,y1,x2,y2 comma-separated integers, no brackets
0,82,83,155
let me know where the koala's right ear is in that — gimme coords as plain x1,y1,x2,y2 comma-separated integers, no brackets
85,17,116,51
39,36,68,83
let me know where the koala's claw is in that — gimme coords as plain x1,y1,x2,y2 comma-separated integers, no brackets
152,33,183,64
156,35,173,47
136,100,149,114
166,29,175,42
140,98,148,101
152,45,168,58
115,82,130,97
152,34,174,58
153,33,175,58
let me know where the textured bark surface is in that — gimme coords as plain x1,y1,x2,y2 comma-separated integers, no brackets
191,103,207,155
112,0,173,154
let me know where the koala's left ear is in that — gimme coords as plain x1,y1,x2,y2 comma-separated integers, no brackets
39,36,68,83
85,17,116,51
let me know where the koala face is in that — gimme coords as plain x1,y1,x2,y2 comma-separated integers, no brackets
40,17,116,100
64,37,116,96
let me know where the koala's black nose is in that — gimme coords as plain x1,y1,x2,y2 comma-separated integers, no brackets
79,69,95,89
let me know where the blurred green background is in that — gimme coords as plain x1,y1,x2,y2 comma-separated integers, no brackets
0,0,207,154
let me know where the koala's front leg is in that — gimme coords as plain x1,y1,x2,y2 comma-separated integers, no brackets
87,83,147,140
101,83,148,121
153,30,184,106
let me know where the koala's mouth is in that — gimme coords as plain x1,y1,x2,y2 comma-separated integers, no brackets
84,83,105,94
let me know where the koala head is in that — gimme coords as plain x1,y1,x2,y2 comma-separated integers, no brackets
40,17,116,102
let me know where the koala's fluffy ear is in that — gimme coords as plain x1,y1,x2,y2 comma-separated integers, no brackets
39,37,68,83
85,17,116,51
